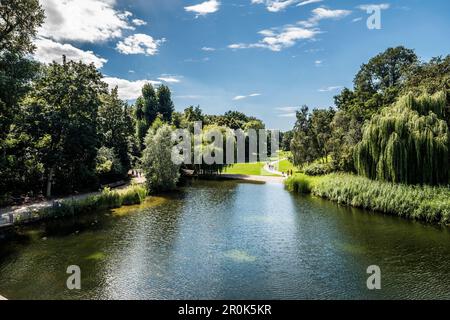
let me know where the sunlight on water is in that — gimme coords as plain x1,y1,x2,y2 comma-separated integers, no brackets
111,197,168,216
224,250,257,263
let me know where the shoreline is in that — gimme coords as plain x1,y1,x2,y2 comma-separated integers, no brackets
219,174,286,184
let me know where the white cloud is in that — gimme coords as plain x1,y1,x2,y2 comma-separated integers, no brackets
251,0,296,12
158,76,181,83
230,6,351,52
297,0,323,6
103,77,161,100
252,0,323,12
232,93,261,100
185,0,220,16
318,86,343,92
229,26,318,51
276,107,298,112
132,18,147,26
358,3,390,11
299,7,352,27
201,47,216,51
315,60,323,65
276,106,298,117
278,113,297,118
33,38,107,68
352,17,363,22
38,0,134,43
116,34,165,56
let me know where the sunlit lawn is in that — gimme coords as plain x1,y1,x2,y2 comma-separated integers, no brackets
223,162,278,176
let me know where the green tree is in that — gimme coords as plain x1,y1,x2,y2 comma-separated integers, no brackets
0,0,45,199
22,59,107,196
98,87,134,174
135,83,158,148
0,0,45,54
354,92,448,185
354,46,418,102
310,108,335,163
96,146,123,177
156,85,175,123
141,124,180,193
281,130,293,152
291,106,315,166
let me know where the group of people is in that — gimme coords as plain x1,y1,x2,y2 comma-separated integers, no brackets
266,161,295,177
282,170,294,177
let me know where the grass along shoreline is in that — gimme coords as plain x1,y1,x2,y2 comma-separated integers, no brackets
285,173,450,225
11,185,148,226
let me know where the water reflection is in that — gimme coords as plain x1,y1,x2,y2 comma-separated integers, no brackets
1,180,450,299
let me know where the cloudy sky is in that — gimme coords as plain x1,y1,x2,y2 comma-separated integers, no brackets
32,0,450,130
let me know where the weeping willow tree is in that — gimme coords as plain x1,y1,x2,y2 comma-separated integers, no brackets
354,92,449,185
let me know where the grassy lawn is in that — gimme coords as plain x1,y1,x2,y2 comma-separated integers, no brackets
278,159,299,173
223,162,278,176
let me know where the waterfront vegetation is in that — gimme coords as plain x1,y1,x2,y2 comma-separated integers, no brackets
16,185,148,224
286,173,450,225
0,1,449,228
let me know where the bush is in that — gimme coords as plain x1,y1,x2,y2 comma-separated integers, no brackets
285,174,317,194
24,185,148,223
302,162,335,176
121,185,147,205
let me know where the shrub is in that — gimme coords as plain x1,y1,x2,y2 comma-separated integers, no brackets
121,185,148,205
302,162,335,176
19,185,149,224
285,174,316,194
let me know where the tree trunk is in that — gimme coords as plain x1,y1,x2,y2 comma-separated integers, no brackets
46,167,54,198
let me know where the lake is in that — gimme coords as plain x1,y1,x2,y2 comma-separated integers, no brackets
1,180,450,299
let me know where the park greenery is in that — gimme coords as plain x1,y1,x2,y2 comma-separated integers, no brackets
284,46,450,224
285,173,450,225
1,1,449,225
0,0,268,206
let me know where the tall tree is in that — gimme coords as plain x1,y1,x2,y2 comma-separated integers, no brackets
135,83,158,148
0,0,45,199
0,0,45,54
354,92,448,185
141,124,180,193
98,87,134,175
156,84,175,122
23,59,107,196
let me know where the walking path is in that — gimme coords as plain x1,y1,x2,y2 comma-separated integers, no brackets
0,176,145,227
263,158,286,176
220,158,289,184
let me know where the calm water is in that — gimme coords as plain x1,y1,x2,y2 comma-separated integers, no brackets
1,180,450,300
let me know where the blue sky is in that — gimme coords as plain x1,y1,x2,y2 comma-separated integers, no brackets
33,0,450,130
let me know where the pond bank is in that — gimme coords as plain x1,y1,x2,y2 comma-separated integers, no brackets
0,184,147,228
285,173,450,226
220,174,286,184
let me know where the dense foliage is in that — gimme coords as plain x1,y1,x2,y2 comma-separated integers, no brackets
141,124,181,193
288,46,450,186
354,92,448,185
